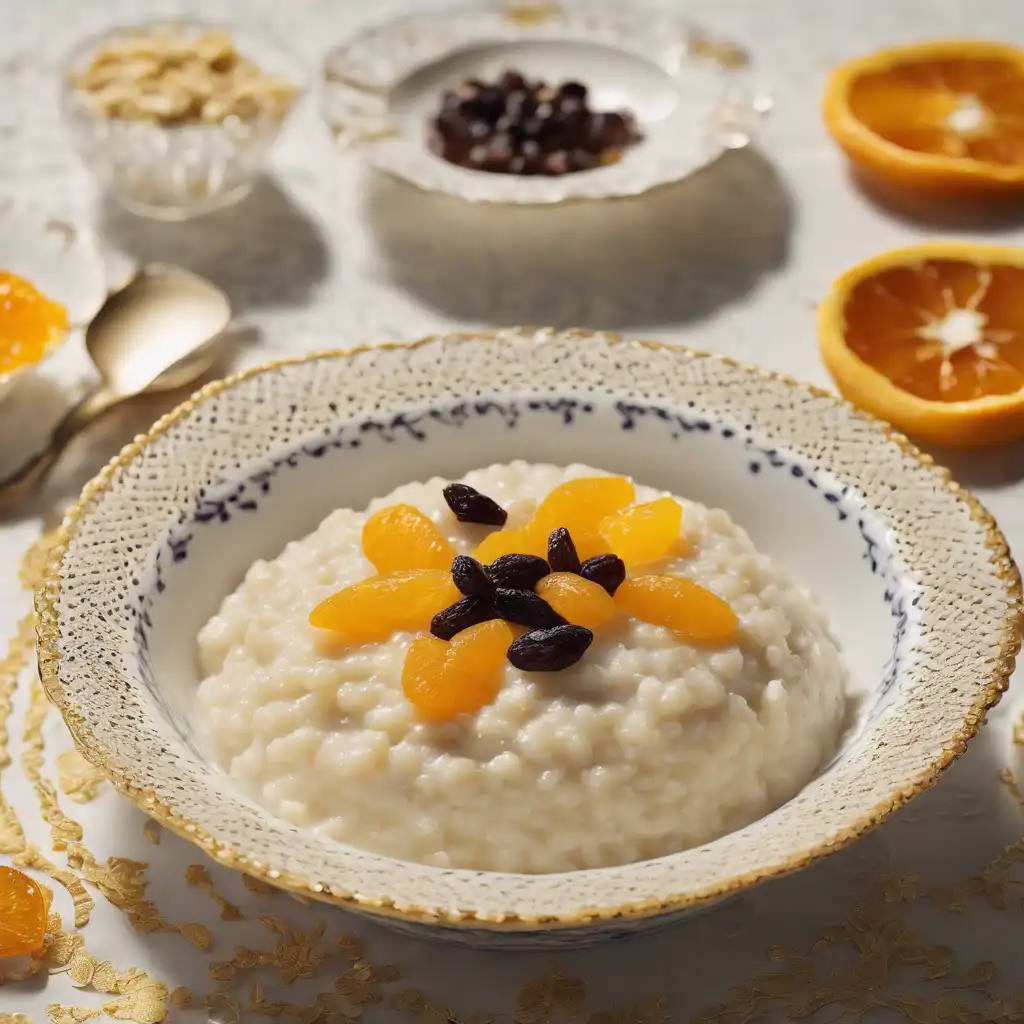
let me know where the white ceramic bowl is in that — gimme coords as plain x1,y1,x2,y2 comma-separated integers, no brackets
37,329,1020,947
0,201,107,402
322,4,769,204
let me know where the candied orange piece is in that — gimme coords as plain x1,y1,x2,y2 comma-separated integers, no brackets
401,635,450,721
309,569,459,642
530,476,636,543
403,620,515,722
615,575,738,643
0,866,47,958
362,504,455,573
535,572,619,633
599,497,687,567
0,272,68,376
473,526,546,563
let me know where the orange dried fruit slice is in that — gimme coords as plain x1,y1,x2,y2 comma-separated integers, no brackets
473,526,546,563
615,575,738,644
823,40,1024,194
535,572,619,634
362,503,455,573
403,620,515,722
530,475,636,543
0,866,47,957
598,496,686,567
818,243,1024,446
309,569,459,642
0,272,68,376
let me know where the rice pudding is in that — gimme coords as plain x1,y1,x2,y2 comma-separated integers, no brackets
195,462,847,873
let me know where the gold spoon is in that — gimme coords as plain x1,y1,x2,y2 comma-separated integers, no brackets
0,264,231,511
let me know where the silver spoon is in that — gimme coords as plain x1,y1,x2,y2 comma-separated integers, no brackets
0,265,231,511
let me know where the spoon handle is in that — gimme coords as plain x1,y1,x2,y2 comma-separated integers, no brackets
0,387,121,513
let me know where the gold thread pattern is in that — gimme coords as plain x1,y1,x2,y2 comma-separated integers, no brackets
55,753,106,806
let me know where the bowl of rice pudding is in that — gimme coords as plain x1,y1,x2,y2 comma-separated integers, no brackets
37,328,1020,946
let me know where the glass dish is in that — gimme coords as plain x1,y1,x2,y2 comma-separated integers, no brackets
60,19,307,221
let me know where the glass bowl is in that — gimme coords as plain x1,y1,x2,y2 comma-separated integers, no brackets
60,20,307,221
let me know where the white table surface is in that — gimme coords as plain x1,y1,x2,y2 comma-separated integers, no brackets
3,0,1024,1021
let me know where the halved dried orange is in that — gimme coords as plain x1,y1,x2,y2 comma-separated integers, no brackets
818,243,1024,447
0,865,47,957
824,40,1024,193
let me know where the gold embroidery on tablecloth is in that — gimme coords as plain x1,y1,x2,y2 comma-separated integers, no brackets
502,3,561,27
21,680,48,784
393,969,667,1024
242,875,276,897
185,864,243,921
140,822,161,846
15,636,211,953
209,917,327,984
64,845,211,950
18,529,60,593
40,914,169,1022
168,987,192,1008
55,752,106,806
0,1013,33,1023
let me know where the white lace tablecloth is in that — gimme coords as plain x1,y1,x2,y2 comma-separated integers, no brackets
4,0,1024,1021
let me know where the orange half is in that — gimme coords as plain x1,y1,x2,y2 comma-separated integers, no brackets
818,243,1024,447
824,40,1024,193
0,865,47,957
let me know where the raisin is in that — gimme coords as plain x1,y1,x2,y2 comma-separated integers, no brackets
486,553,550,590
431,595,495,640
507,624,593,671
451,555,494,597
493,588,565,629
443,483,508,526
547,527,581,574
580,553,627,595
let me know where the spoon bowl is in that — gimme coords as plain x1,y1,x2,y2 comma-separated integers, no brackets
0,264,231,512
86,265,231,396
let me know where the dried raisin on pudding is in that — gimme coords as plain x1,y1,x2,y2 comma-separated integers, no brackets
493,588,565,629
485,553,550,590
507,624,594,671
430,595,496,640
451,554,494,598
580,553,627,595
547,527,582,574
443,483,508,526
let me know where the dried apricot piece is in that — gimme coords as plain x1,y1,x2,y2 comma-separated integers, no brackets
309,569,459,642
0,865,47,957
599,497,686,567
401,636,451,722
447,619,516,684
0,272,68,376
535,573,619,634
362,504,455,573
403,620,515,722
530,475,636,541
615,575,738,643
473,526,546,563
